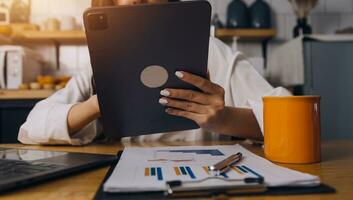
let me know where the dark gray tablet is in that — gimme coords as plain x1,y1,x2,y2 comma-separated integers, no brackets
83,1,211,138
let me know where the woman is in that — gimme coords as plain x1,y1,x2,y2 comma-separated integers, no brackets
18,0,290,145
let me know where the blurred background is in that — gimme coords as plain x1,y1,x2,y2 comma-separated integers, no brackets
0,0,352,143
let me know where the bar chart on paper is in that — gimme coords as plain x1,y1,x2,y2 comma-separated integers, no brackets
202,165,263,179
140,147,264,182
144,167,164,181
174,166,196,179
104,145,321,192
142,165,200,182
141,164,263,183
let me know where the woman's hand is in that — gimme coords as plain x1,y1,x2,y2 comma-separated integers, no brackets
159,71,227,133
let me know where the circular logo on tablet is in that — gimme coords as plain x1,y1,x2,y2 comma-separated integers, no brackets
140,65,169,88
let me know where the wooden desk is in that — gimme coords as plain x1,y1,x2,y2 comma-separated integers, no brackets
0,140,352,200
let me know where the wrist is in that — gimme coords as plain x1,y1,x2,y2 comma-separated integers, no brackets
86,95,101,117
216,106,231,131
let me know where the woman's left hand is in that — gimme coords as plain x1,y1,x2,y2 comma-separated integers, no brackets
159,71,227,132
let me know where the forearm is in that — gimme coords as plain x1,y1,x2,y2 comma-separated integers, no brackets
218,107,263,140
67,96,100,136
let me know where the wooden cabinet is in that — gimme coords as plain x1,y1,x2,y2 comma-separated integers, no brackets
0,99,40,143
0,90,53,143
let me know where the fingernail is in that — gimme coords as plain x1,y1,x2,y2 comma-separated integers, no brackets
159,98,168,105
175,71,184,78
160,90,170,96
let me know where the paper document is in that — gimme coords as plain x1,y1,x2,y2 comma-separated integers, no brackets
104,144,320,193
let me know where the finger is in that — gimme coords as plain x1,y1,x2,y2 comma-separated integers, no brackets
161,89,213,105
159,98,209,114
175,71,223,94
165,108,202,123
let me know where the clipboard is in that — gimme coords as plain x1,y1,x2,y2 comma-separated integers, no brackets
93,151,336,200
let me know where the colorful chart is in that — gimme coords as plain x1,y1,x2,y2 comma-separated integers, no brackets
157,149,224,156
202,166,229,178
202,165,263,179
240,165,263,178
230,165,263,178
144,167,163,181
173,166,196,179
144,165,262,183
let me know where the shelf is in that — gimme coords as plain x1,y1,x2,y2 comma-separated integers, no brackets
0,90,55,100
1,29,277,45
10,30,87,69
0,35,12,45
215,28,276,41
12,30,87,44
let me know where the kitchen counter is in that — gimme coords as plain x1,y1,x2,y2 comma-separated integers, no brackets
0,90,54,100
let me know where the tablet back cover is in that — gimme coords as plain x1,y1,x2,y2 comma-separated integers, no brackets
84,1,211,138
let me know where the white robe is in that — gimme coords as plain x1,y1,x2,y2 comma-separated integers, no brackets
18,37,290,145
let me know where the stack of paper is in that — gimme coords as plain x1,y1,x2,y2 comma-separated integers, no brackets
104,144,320,192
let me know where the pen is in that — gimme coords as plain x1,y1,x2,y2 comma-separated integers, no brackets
208,152,243,176
165,177,265,197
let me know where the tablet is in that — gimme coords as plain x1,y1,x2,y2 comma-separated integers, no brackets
83,1,211,138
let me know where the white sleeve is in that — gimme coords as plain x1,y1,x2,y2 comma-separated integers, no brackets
208,37,291,135
229,55,292,134
18,70,97,145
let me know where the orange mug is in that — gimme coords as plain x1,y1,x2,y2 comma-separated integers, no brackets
263,96,321,164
